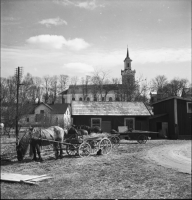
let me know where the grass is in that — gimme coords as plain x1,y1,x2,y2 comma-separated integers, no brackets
1,139,191,199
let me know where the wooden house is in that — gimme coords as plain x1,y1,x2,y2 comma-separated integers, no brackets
21,102,71,128
149,96,192,139
71,101,152,132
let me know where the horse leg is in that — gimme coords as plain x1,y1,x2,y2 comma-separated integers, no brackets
36,144,43,162
59,143,63,158
54,143,59,159
32,144,37,161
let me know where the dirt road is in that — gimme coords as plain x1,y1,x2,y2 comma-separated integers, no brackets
145,141,191,174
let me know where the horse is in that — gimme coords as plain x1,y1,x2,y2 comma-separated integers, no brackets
67,126,88,138
72,125,102,134
90,126,102,133
16,126,65,162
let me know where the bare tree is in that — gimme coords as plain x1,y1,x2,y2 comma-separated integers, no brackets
32,76,43,102
70,76,79,100
58,75,69,93
1,76,34,136
162,77,189,97
81,75,91,100
150,75,168,92
91,70,110,101
50,75,59,103
42,75,52,103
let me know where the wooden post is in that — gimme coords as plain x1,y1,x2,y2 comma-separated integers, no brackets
15,67,23,146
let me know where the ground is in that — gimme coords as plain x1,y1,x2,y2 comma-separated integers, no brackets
1,139,191,199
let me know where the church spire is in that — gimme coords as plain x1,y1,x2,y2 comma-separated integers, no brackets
126,46,129,58
124,46,132,62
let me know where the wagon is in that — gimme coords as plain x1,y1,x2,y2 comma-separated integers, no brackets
118,129,159,144
64,133,114,158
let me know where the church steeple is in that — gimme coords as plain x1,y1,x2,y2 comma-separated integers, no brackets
126,46,129,59
121,47,136,85
124,46,132,69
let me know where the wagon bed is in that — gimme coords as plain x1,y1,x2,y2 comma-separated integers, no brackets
118,130,159,144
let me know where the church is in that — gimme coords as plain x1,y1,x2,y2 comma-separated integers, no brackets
60,48,137,103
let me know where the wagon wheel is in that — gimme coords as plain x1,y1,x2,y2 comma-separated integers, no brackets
99,138,112,155
137,135,148,144
78,142,91,157
66,144,78,156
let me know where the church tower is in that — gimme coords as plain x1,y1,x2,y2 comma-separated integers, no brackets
121,47,136,85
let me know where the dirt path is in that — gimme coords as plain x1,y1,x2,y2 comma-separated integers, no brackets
145,141,191,174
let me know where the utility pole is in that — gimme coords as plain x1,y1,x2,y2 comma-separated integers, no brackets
15,67,23,146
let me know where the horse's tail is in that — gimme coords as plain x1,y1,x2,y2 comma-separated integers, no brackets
29,142,33,157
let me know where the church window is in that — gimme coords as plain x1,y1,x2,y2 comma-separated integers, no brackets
109,97,112,101
72,97,75,101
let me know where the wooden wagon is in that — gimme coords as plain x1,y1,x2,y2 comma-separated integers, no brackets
64,133,120,158
118,128,159,144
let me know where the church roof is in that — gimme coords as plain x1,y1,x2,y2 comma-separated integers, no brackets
59,84,121,94
124,47,132,62
72,101,151,116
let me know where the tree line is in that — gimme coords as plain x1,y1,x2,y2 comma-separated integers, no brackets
0,70,190,135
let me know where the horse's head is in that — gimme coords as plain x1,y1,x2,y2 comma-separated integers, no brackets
68,127,78,135
16,129,32,161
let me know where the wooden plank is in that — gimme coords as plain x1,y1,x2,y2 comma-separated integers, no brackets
1,173,51,184
20,180,39,185
23,174,50,181
25,176,52,182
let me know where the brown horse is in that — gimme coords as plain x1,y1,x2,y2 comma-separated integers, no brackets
16,126,66,162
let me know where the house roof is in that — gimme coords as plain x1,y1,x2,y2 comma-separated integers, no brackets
30,103,70,114
50,104,70,114
72,101,151,116
35,102,53,110
151,96,192,105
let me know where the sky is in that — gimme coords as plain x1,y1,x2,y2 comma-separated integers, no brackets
1,0,191,83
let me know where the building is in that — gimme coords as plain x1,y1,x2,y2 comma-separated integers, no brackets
60,48,136,104
71,101,151,132
149,96,192,139
21,102,71,128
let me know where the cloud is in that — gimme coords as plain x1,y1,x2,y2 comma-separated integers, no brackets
64,62,94,74
65,38,90,50
39,17,67,27
26,35,90,50
77,1,98,10
132,48,191,63
53,0,104,10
